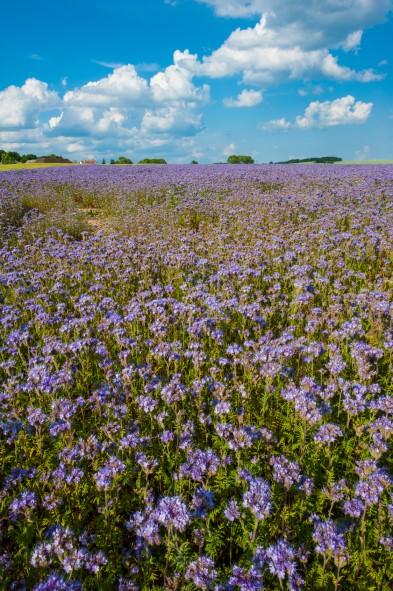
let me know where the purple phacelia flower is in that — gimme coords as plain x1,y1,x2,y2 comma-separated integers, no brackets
322,479,347,503
270,455,301,490
213,400,232,415
343,383,368,417
128,510,161,546
33,573,82,591
243,477,271,520
159,429,174,443
155,496,190,532
9,490,37,519
27,406,47,427
355,459,378,479
281,382,324,425
264,538,304,589
185,556,217,589
224,499,241,522
94,457,125,490
178,448,220,482
311,515,348,567
298,476,314,496
314,423,343,445
379,536,393,549
118,578,139,591
266,538,296,580
369,396,393,415
135,452,159,473
136,395,157,413
192,487,215,518
354,469,391,507
228,564,263,590
343,498,365,518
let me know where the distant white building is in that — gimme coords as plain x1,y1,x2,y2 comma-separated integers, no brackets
80,159,97,165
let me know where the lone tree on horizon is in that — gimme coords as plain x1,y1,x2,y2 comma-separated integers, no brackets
114,156,133,164
138,158,167,164
227,154,255,164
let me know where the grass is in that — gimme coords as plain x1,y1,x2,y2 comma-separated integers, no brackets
0,162,77,172
338,160,393,165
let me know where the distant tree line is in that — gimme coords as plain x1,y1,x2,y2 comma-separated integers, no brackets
277,156,342,164
0,150,170,166
1,149,343,167
0,149,71,164
109,157,167,165
0,150,38,164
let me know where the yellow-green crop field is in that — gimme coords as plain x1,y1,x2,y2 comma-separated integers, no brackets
338,160,393,165
0,162,77,172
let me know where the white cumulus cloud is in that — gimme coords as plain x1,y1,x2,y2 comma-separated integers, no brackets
141,106,204,135
0,79,59,129
340,30,363,52
295,95,373,128
224,89,263,107
198,1,391,49
64,65,149,108
262,95,373,130
185,15,383,84
261,117,292,131
150,52,209,104
0,59,211,160
189,1,390,85
43,56,211,144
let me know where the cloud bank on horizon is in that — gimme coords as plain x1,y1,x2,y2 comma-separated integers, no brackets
0,0,392,161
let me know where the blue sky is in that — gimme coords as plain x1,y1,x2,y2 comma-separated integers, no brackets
0,0,392,162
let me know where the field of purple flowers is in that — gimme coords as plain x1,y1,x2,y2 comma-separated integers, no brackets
0,164,392,590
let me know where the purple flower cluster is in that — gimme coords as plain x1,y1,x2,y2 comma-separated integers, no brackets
313,423,343,445
94,456,126,490
127,494,190,548
311,515,348,567
224,499,241,522
33,573,82,591
31,526,107,575
228,565,263,591
243,477,272,520
155,496,191,532
178,448,220,482
185,556,217,589
270,455,301,490
265,539,304,590
9,490,37,519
